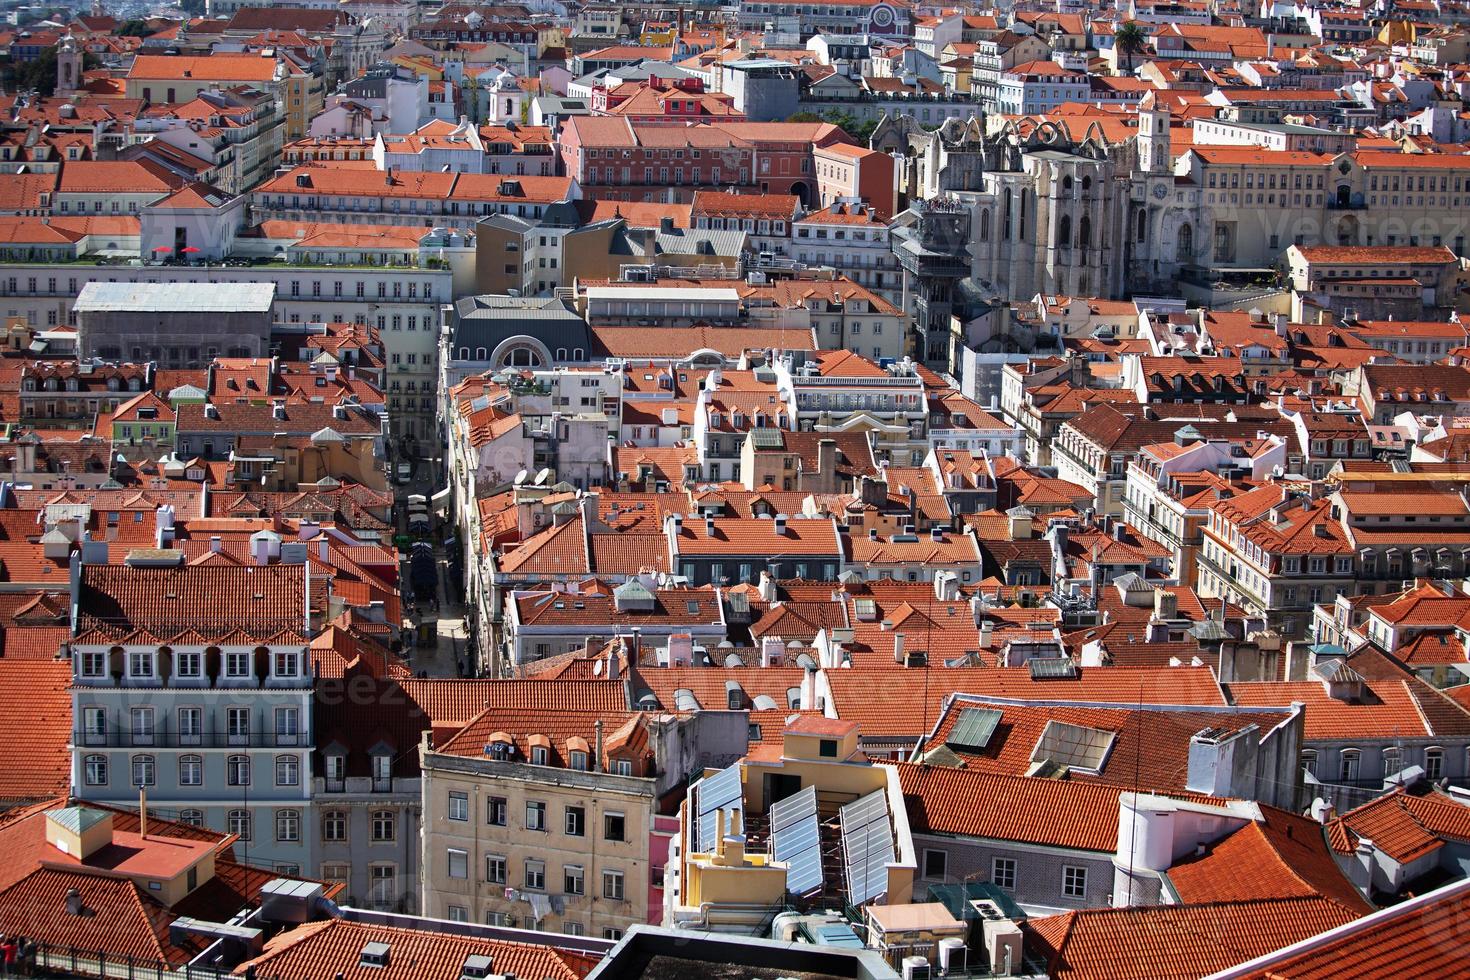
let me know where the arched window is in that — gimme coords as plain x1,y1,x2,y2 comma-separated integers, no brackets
1176,223,1193,262
1078,215,1091,250
227,754,250,786
179,754,203,786
179,808,204,827
275,754,300,786
1339,748,1360,782
979,209,991,242
228,809,252,841
1082,175,1092,192
1301,749,1317,777
1058,215,1072,249
131,754,155,787
1137,208,1147,243
1382,746,1401,777
1425,746,1445,781
1002,189,1013,239
84,754,108,786
1062,175,1073,192
475,347,487,360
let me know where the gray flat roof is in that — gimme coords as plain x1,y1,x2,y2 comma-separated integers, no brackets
73,281,276,314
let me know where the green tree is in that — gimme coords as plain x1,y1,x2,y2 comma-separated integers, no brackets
1114,20,1148,76
114,19,159,38
2,47,96,96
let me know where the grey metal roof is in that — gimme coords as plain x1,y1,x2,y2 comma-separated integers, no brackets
450,295,588,354
73,281,275,314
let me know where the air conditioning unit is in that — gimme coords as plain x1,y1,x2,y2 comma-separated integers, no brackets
980,910,1023,977
937,937,967,975
902,956,931,980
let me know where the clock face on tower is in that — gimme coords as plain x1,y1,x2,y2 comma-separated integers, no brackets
870,4,895,29
1152,183,1169,200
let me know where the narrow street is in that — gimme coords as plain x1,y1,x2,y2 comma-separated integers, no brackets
394,451,469,677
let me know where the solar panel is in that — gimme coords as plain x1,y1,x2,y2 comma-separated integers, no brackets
770,786,822,896
946,707,1003,750
1028,657,1079,680
839,791,894,906
693,764,744,854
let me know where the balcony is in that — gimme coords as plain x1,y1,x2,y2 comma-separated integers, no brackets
73,730,310,749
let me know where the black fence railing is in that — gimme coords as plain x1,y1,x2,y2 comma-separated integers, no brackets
72,731,310,749
21,941,284,980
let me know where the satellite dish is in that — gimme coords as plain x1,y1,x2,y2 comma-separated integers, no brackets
514,469,528,485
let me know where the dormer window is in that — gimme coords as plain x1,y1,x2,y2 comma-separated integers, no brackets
569,750,589,771
176,651,201,677
128,651,154,678
80,650,105,677
274,650,300,677
613,759,633,776
224,651,250,677
531,745,549,766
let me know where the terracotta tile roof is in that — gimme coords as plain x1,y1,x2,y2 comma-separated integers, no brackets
496,516,590,577
824,665,1226,739
1326,788,1470,864
628,664,805,711
57,159,185,195
438,706,642,768
0,661,71,802
236,918,593,980
1224,878,1470,979
1165,806,1371,913
128,53,280,82
514,587,720,628
926,697,1293,795
257,165,573,205
399,678,627,727
1026,897,1359,980
898,762,1127,851
0,868,184,964
1225,676,1470,740
672,516,841,557
76,563,308,635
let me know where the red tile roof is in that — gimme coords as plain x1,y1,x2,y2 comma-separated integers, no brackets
0,661,71,802
1326,788,1470,864
1026,897,1360,980
897,762,1127,852
236,918,594,980
1223,878,1470,979
824,666,1226,739
1165,807,1371,914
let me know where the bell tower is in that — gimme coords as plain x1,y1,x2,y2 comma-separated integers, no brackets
1137,91,1171,175
56,34,82,99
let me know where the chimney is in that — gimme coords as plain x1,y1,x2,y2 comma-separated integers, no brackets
65,888,84,916
705,515,716,538
774,513,787,535
760,635,783,668
272,401,287,421
714,808,728,861
868,527,879,540
979,620,994,649
757,569,777,603
594,719,605,773
1154,589,1178,620
209,535,222,553
816,438,837,477
930,527,943,542
669,632,693,667
893,631,905,664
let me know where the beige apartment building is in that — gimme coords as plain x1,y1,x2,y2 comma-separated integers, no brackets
420,732,658,940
